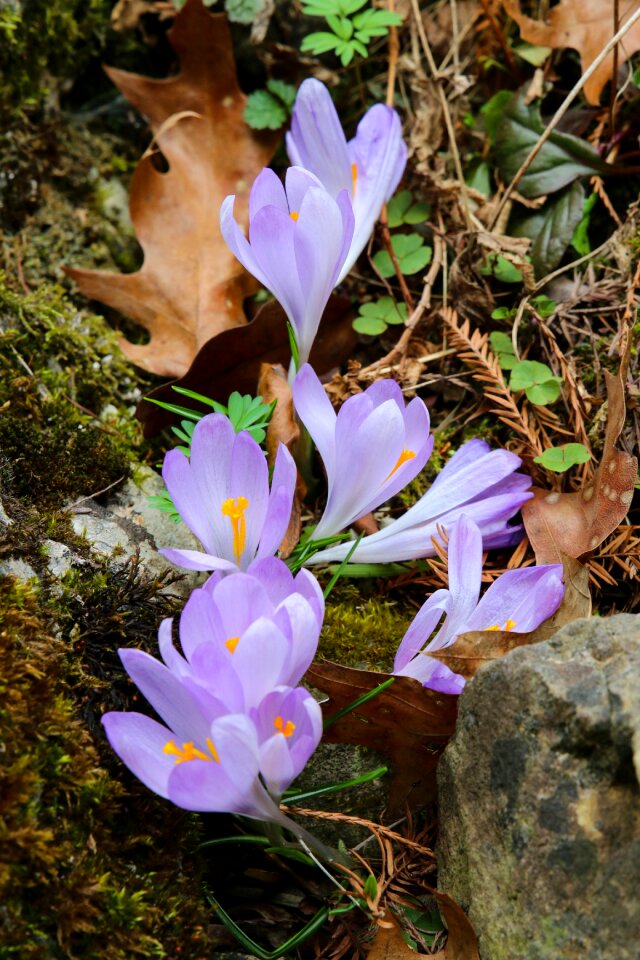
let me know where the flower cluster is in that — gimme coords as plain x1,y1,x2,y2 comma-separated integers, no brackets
103,558,324,825
103,78,566,844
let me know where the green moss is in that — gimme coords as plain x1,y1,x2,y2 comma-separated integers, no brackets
0,0,112,112
0,276,140,506
0,571,213,960
319,583,410,670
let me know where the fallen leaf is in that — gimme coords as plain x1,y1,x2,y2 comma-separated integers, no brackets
66,0,278,376
522,370,637,564
111,0,174,32
306,662,458,814
503,0,640,105
367,894,479,960
137,295,356,436
432,893,480,960
257,362,302,558
429,557,591,680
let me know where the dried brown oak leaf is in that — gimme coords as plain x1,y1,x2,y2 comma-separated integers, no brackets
66,0,278,377
503,0,640,105
137,296,355,435
368,896,479,960
306,662,458,814
429,557,591,681
522,370,637,565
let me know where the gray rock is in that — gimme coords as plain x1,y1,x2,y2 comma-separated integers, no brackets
42,539,75,578
0,498,12,527
70,467,203,597
0,557,38,581
437,614,640,960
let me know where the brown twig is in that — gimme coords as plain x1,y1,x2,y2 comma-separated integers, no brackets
284,806,436,860
386,0,399,108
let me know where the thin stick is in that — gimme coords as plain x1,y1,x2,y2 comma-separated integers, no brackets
286,807,436,859
386,0,399,107
489,4,640,230
409,0,473,230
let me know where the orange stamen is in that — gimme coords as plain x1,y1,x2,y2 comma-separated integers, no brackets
385,448,416,481
221,496,249,564
225,636,240,654
290,211,299,221
351,162,358,194
274,716,296,738
487,619,517,632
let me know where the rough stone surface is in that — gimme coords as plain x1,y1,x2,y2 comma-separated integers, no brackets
42,539,75,578
70,467,203,597
0,557,38,581
437,614,640,960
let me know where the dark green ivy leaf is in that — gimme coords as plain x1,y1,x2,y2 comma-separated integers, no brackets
494,95,608,198
514,182,585,278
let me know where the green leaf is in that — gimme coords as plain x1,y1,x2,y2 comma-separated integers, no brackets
480,90,513,143
494,94,609,197
243,90,287,130
353,315,388,335
527,181,585,277
224,0,263,24
326,13,353,38
300,31,341,54
478,252,523,283
147,489,180,522
510,359,555,391
266,78,296,109
490,306,516,320
387,189,429,226
490,331,517,370
571,191,598,256
373,233,432,277
513,42,551,66
302,0,343,14
466,159,492,197
510,360,562,404
529,295,557,318
363,874,378,900
534,443,591,473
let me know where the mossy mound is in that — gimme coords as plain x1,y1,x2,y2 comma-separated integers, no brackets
0,0,112,113
0,573,216,959
0,277,140,506
320,582,410,670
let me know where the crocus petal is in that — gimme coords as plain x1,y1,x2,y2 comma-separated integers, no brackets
231,618,293,706
272,593,321,683
445,516,483,616
466,565,564,633
256,443,296,560
229,431,270,566
102,711,174,799
158,548,237,572
394,588,451,673
340,104,406,281
250,167,289,219
292,364,337,480
162,449,213,553
209,572,273,638
220,195,271,290
292,184,354,365
188,413,237,553
179,587,226,661
286,78,352,197
249,204,305,328
119,648,216,743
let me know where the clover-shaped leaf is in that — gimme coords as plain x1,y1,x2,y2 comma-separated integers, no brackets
387,190,430,228
489,330,518,370
510,360,562,405
353,296,408,335
373,234,432,278
479,252,524,283
534,443,591,473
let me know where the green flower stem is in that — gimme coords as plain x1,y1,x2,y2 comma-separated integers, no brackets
281,764,388,805
323,676,395,730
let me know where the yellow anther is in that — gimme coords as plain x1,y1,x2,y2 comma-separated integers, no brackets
206,737,220,763
274,716,296,738
351,162,358,194
225,635,240,654
290,210,299,221
221,496,249,564
487,619,517,632
385,448,416,481
163,739,212,764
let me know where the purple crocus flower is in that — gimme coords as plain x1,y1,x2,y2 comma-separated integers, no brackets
155,560,324,710
220,166,354,368
393,515,565,693
292,363,433,540
286,78,407,282
160,413,296,573
251,685,323,797
307,439,533,564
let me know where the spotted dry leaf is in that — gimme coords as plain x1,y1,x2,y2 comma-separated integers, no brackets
503,0,640,105
66,0,277,377
522,371,637,565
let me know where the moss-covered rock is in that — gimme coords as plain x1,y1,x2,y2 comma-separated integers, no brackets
320,582,410,670
0,276,140,506
0,573,213,959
